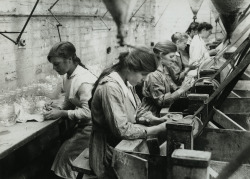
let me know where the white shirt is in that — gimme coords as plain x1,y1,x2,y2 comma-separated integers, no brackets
188,34,211,77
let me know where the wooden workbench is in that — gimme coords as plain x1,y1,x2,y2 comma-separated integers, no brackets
0,95,67,178
0,119,61,160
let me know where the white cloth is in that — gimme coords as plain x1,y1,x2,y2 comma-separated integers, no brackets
188,35,211,77
65,65,97,100
14,102,44,123
61,65,97,120
109,72,137,109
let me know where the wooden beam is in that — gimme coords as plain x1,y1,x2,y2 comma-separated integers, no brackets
207,121,219,129
241,72,250,80
233,90,250,97
234,80,250,90
210,160,250,179
112,150,167,179
226,113,250,130
194,128,250,163
220,98,250,113
115,139,149,154
233,79,250,97
112,149,148,179
213,109,246,130
228,91,241,98
126,152,167,179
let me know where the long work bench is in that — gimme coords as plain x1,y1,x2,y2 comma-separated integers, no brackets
0,119,61,160
0,95,68,178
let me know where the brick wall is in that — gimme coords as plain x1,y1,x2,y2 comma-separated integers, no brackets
0,0,219,91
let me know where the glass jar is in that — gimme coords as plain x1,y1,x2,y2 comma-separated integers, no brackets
0,103,16,127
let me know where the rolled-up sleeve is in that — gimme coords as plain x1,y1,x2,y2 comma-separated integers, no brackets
67,83,93,122
101,84,147,139
144,74,180,107
60,98,74,110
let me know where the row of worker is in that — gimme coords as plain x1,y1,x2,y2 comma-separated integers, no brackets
44,21,222,179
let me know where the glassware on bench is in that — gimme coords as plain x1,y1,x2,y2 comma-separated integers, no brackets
0,102,16,127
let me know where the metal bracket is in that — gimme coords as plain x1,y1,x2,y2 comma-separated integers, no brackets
48,0,62,41
92,10,111,31
129,0,147,22
153,0,172,27
0,0,39,45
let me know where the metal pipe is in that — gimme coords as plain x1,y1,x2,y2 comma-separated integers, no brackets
99,17,111,30
16,0,40,44
0,33,17,44
56,24,62,41
153,0,172,27
48,9,62,25
102,10,108,18
48,0,60,11
0,14,101,18
129,0,147,22
0,31,24,33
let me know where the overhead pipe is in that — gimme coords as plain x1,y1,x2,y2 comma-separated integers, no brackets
211,0,248,41
102,0,138,46
188,0,205,22
0,0,39,45
16,0,40,44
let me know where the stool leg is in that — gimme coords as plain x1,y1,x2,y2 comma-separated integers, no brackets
76,173,84,179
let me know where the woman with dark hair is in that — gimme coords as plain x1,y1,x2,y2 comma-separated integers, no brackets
188,22,219,77
138,40,192,117
185,22,199,55
89,47,168,178
186,21,199,39
45,41,97,179
171,33,198,85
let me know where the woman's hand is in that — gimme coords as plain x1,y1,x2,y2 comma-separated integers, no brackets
180,79,193,92
188,61,199,70
146,121,168,135
43,109,66,120
161,113,182,121
44,102,61,111
137,111,168,126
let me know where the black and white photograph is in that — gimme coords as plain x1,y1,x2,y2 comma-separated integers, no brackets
1,0,250,178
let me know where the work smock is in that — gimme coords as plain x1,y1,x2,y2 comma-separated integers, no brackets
52,65,97,179
138,65,179,117
89,72,147,179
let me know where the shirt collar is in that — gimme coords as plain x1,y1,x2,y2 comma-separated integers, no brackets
67,65,80,79
109,72,137,108
157,64,170,75
109,72,129,95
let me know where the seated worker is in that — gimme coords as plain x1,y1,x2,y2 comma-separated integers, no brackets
138,40,193,117
186,21,199,39
44,41,97,179
171,32,189,67
188,22,219,78
89,48,169,179
171,33,198,85
185,21,199,55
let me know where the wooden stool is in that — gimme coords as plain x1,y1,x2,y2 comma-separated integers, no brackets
71,148,97,179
